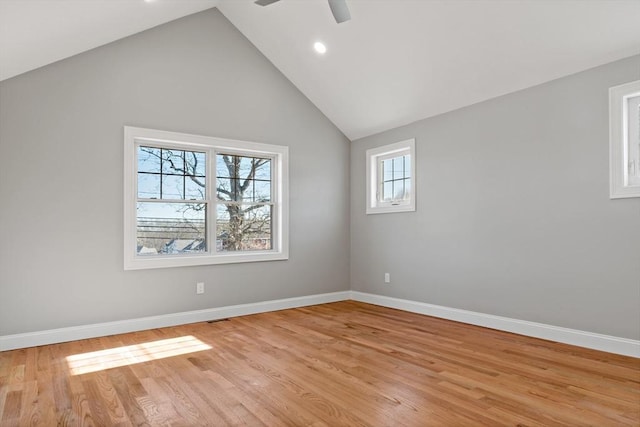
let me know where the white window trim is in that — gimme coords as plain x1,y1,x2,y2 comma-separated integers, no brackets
366,138,416,214
609,79,640,199
124,126,289,270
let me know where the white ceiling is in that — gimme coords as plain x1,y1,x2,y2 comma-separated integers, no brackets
2,0,639,140
0,0,219,82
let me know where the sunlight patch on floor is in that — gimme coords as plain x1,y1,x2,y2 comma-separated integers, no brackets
66,335,211,375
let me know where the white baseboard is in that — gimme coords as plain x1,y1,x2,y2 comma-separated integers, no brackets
2,290,638,358
0,291,350,351
350,291,640,358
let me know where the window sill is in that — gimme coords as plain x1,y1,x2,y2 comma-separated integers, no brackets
124,250,289,270
366,203,416,215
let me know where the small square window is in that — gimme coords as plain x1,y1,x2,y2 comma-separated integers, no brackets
366,139,416,214
610,80,640,199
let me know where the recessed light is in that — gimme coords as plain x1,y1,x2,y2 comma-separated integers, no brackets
314,42,327,55
144,0,156,3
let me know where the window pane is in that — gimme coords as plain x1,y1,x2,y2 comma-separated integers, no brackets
241,180,255,202
394,179,405,200
254,180,271,202
383,158,393,181
405,155,411,178
136,202,206,255
161,149,184,174
162,174,184,199
254,159,271,180
393,156,405,180
216,203,272,252
138,147,161,173
216,177,233,201
185,176,205,200
137,173,160,199
185,151,206,177
238,157,254,180
216,154,231,178
383,181,393,201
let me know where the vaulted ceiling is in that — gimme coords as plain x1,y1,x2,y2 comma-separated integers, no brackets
2,0,639,140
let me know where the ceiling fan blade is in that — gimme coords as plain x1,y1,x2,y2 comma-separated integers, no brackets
254,0,280,6
328,0,350,23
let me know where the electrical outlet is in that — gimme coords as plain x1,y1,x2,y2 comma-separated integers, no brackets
384,273,390,283
196,282,205,294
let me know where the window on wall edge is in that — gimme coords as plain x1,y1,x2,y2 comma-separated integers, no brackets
610,79,640,199
366,138,416,214
124,126,289,270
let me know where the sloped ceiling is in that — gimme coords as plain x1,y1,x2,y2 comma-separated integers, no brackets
2,0,639,140
0,0,219,82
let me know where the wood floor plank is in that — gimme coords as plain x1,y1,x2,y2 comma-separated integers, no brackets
67,375,95,427
107,366,151,427
1,301,639,426
138,377,180,425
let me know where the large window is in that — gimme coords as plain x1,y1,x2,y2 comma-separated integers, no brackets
124,127,289,270
610,80,640,198
366,139,416,214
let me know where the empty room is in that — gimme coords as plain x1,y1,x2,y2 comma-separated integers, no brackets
1,0,639,425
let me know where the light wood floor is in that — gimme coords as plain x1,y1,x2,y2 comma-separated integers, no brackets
1,301,638,426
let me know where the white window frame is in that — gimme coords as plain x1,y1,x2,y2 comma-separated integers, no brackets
609,79,640,199
124,126,289,270
366,138,416,214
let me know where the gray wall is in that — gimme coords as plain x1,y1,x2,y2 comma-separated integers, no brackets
1,7,637,343
0,9,350,335
351,55,640,340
